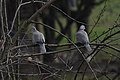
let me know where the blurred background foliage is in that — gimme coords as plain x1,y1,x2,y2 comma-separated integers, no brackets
0,0,120,80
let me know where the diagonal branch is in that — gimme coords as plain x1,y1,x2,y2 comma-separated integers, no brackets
19,21,99,80
11,0,57,44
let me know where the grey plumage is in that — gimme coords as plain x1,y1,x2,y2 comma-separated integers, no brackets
76,25,92,62
76,25,92,52
32,26,46,53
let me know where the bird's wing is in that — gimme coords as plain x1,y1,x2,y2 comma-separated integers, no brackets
32,32,36,44
76,30,89,44
40,33,45,43
32,28,46,53
39,33,46,53
32,32,40,44
76,30,92,52
40,44,46,53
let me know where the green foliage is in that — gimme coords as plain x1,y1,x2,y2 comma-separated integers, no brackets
89,0,120,26
59,0,120,43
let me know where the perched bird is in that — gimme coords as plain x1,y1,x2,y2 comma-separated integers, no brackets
76,25,92,52
31,26,46,53
76,25,92,62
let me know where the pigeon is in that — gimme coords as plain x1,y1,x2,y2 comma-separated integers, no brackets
31,26,46,53
76,25,92,62
76,25,92,52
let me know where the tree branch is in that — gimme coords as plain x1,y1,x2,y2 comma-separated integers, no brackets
11,0,57,44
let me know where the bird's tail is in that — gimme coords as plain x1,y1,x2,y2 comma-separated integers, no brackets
84,44,92,51
84,44,92,62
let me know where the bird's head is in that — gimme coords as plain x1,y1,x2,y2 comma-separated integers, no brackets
79,25,85,30
31,26,37,32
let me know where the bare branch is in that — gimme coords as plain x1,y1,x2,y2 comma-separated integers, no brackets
89,0,107,35
11,0,56,44
28,0,56,21
7,0,23,36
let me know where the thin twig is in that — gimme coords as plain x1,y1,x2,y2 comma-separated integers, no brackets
10,46,82,58
91,23,120,42
89,0,107,35
3,0,9,32
10,42,120,53
0,0,6,52
22,21,99,80
11,0,57,44
28,0,56,21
